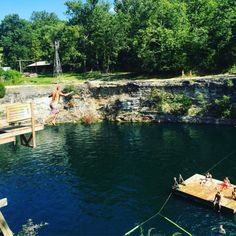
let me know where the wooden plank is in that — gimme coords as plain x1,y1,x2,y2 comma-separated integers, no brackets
6,103,31,123
0,124,44,139
30,102,36,148
173,174,236,214
0,137,15,145
0,199,7,209
0,211,13,236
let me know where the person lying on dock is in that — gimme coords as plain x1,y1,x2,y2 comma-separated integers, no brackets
219,177,230,190
200,172,213,185
232,187,236,200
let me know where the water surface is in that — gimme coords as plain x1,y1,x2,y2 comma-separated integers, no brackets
0,123,235,235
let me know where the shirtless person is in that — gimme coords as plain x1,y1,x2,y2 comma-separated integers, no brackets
48,86,73,125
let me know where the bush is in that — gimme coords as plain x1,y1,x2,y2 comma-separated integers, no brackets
149,89,192,115
0,69,22,84
0,82,5,98
17,219,48,236
62,85,79,103
207,95,233,118
0,68,4,77
4,69,21,80
228,64,236,74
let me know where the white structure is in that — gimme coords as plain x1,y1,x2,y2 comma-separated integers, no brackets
53,41,62,77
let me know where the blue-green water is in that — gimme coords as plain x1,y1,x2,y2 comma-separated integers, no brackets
0,123,236,235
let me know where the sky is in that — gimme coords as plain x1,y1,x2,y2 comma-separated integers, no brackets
0,0,113,21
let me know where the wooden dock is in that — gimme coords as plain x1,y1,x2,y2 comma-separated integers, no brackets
0,103,44,148
0,124,44,145
0,198,13,236
173,174,236,214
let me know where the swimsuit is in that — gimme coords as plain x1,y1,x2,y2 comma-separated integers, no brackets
50,102,60,114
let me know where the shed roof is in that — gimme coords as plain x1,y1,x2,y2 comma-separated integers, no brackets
27,61,51,67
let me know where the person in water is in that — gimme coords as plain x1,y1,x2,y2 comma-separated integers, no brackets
218,224,226,234
48,86,73,125
213,191,222,212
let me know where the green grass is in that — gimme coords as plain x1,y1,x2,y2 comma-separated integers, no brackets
4,71,131,85
4,73,85,85
3,70,232,86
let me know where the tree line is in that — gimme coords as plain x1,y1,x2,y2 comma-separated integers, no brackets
0,0,235,75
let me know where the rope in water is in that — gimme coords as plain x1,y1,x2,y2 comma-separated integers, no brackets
124,192,192,236
204,149,236,174
124,148,236,235
157,213,192,236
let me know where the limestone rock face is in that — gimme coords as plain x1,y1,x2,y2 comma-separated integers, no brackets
0,75,236,125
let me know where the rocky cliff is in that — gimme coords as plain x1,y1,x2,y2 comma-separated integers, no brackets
0,75,236,125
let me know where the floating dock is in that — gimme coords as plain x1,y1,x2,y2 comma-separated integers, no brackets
173,174,236,214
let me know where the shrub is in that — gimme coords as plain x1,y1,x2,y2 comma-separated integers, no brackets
0,82,5,98
228,64,236,74
63,85,79,104
149,89,192,115
0,68,4,77
207,95,233,118
3,69,21,81
226,79,234,88
17,219,48,236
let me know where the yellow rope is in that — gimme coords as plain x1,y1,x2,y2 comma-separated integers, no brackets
124,192,192,236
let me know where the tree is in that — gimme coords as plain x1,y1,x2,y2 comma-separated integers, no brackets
136,0,190,73
30,11,62,64
0,14,33,69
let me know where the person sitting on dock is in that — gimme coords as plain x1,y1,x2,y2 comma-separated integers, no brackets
172,177,179,190
232,187,236,200
178,174,186,186
219,177,230,191
200,172,213,185
213,191,222,212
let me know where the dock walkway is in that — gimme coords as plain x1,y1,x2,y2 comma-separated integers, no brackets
173,174,236,214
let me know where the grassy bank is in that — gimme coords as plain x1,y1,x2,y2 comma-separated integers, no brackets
1,69,235,86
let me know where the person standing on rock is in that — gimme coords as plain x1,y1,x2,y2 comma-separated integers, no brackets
48,85,73,125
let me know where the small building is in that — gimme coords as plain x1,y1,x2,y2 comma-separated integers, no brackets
1,67,11,71
27,61,52,74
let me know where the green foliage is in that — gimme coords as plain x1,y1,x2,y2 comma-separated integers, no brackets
207,95,233,118
226,79,234,88
0,0,235,73
17,219,48,236
2,69,21,80
0,82,6,98
63,84,79,102
150,89,192,115
228,65,236,74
